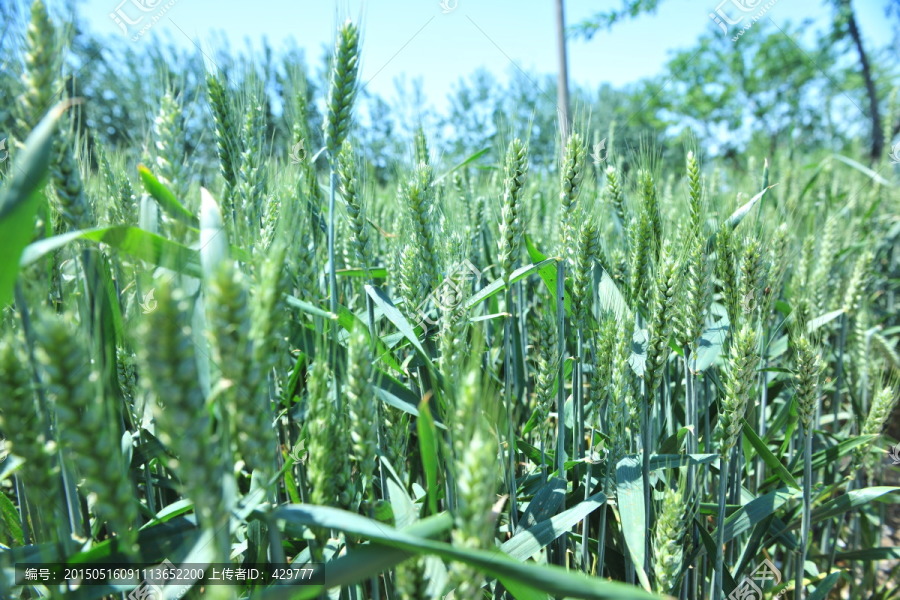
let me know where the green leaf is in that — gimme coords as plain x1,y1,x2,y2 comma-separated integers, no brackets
284,294,339,321
417,395,440,516
433,147,491,184
0,489,24,546
516,477,566,532
283,294,404,374
803,486,900,527
21,225,202,277
649,454,719,470
386,477,418,530
715,488,801,546
806,309,845,332
816,547,900,561
466,255,560,310
657,428,691,455
504,580,551,600
137,164,199,227
365,284,429,361
523,235,572,315
517,439,555,469
502,491,607,561
337,303,404,374
693,319,728,371
256,514,452,600
806,571,842,600
830,154,892,186
199,187,228,273
702,186,776,255
597,269,631,322
724,186,776,230
70,516,200,565
629,327,648,377
784,435,879,478
741,418,801,490
337,266,388,279
615,455,651,591
92,249,126,355
273,505,662,599
0,101,72,309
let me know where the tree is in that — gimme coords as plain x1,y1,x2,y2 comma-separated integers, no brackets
569,0,664,40
831,0,884,159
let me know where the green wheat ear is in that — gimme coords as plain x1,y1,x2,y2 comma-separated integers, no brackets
842,250,872,315
571,215,599,327
138,282,228,533
414,125,430,166
19,0,61,131
347,327,377,507
153,88,188,201
740,236,767,318
204,258,268,473
398,162,439,313
338,140,371,273
497,138,529,283
51,128,94,231
685,151,703,234
792,334,823,431
653,483,687,595
449,369,499,598
605,165,627,229
305,358,352,510
207,72,241,213
677,152,710,350
35,314,138,553
609,316,636,458
644,242,680,398
0,336,60,541
716,323,759,457
629,203,653,307
558,131,586,258
531,309,559,436
238,91,269,245
716,224,740,331
855,385,899,471
395,556,430,600
639,169,662,263
324,20,360,156
677,231,710,350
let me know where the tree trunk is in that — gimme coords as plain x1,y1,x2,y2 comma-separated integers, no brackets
842,0,883,160
555,0,571,143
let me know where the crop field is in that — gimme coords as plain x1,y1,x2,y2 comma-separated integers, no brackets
0,1,899,599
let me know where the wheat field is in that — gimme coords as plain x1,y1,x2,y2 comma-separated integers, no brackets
0,3,899,600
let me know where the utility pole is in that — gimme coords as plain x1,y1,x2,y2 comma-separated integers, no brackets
555,0,571,144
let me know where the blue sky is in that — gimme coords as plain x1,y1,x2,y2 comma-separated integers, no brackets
74,0,894,114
